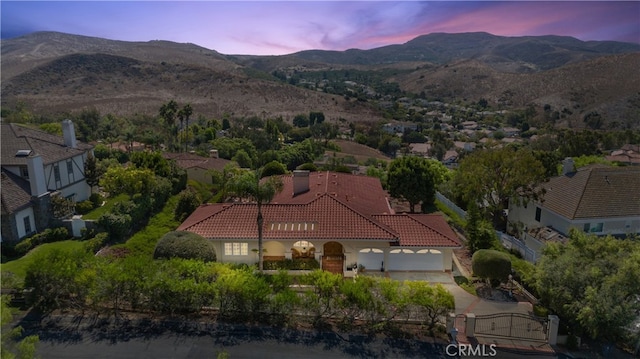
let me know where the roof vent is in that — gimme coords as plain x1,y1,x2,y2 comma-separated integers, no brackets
15,150,32,157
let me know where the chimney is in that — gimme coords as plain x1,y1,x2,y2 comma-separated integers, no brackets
561,157,575,175
62,119,77,148
209,149,219,158
292,170,310,196
27,155,48,197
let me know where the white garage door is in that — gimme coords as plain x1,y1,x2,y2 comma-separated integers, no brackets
388,249,443,271
358,248,384,271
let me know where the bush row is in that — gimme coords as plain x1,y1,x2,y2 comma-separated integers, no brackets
13,227,70,256
24,249,454,334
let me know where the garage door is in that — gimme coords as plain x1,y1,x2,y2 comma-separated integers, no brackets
387,249,443,271
358,248,384,271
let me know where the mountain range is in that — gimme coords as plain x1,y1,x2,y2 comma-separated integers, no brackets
2,31,639,128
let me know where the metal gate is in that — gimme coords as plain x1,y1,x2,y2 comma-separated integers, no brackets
474,313,548,342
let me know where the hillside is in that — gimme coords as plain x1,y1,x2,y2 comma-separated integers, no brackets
1,31,639,128
0,32,384,122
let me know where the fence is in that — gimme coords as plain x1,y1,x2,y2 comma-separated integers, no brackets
496,231,539,263
435,191,467,220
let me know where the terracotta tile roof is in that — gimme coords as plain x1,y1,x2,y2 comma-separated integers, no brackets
162,152,231,171
540,165,640,219
271,171,394,216
179,193,398,241
372,214,461,247
1,123,92,166
1,170,33,215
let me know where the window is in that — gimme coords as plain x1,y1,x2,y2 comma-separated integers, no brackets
20,166,29,179
584,223,603,233
535,207,542,222
23,216,32,235
67,160,75,182
53,164,61,182
224,242,248,256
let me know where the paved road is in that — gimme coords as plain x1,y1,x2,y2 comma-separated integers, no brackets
17,314,561,359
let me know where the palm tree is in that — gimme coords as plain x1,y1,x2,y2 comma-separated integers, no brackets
228,168,283,272
178,104,193,153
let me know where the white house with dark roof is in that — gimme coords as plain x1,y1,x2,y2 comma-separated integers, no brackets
1,120,93,242
508,160,640,238
179,171,461,275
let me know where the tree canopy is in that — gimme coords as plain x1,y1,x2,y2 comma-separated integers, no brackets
387,156,450,213
534,230,640,342
451,146,545,227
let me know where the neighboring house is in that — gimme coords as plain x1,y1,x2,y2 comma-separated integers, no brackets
1,120,93,243
408,143,431,157
508,159,640,238
179,171,461,275
162,151,230,184
605,144,640,166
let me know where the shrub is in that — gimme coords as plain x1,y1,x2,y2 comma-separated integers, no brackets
174,188,201,222
153,231,216,262
263,258,320,270
97,213,132,241
260,161,287,178
75,200,94,215
84,232,108,254
472,249,512,285
296,163,317,172
89,193,104,208
14,227,70,255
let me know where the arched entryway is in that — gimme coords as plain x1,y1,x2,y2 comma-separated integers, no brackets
322,241,344,274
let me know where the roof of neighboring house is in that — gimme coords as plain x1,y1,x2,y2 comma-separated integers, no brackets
540,165,640,219
178,193,398,241
162,152,231,172
1,123,92,167
409,143,431,155
271,171,394,216
372,214,461,247
605,145,640,165
1,170,33,215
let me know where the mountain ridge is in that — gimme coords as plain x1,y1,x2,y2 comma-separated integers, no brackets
1,31,639,128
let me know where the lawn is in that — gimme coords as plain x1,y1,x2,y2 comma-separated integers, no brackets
82,193,129,220
1,240,85,286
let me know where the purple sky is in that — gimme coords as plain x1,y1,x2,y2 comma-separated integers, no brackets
2,1,639,55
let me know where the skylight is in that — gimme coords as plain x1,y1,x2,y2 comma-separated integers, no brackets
15,150,32,157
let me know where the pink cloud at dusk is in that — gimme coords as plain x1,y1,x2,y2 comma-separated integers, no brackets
1,1,638,55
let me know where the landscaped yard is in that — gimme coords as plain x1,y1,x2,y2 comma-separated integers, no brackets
1,240,85,285
81,193,129,220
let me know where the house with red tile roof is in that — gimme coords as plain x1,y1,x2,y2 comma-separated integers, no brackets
1,120,93,242
508,160,640,238
179,171,461,275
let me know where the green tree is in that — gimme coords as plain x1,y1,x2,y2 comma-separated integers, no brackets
226,169,284,272
464,204,499,253
174,188,202,221
535,231,640,342
84,152,101,193
388,156,448,213
232,149,253,169
178,103,193,152
293,114,309,128
99,166,157,198
452,147,545,227
159,100,179,150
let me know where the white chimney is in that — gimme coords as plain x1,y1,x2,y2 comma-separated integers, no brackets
562,157,575,175
209,149,219,158
62,119,77,148
292,170,310,196
27,155,48,197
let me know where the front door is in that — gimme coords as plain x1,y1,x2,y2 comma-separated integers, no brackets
322,241,344,274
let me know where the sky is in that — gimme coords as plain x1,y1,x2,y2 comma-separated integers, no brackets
1,1,639,55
